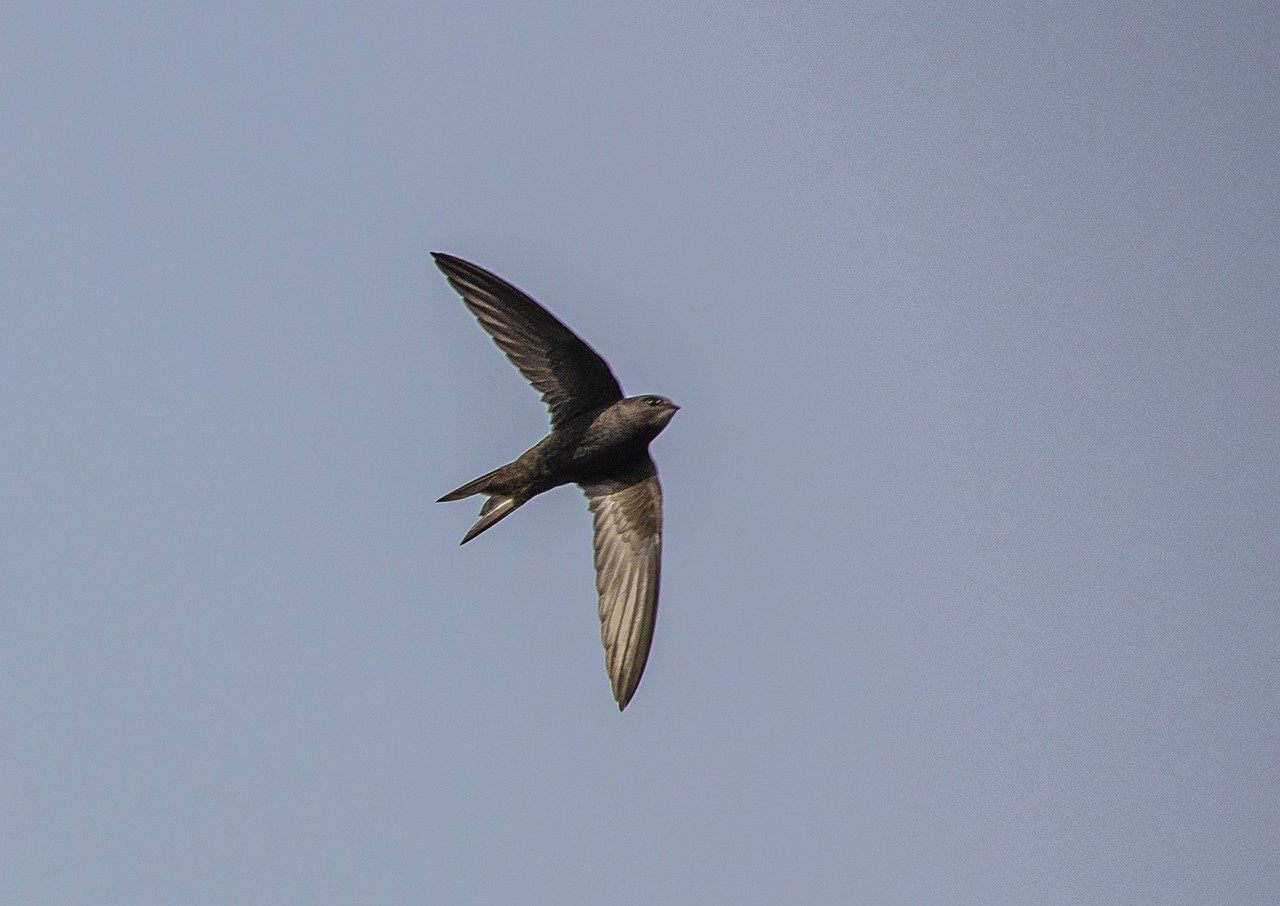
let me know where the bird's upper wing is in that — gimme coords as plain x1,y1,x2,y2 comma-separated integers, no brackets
583,462,662,710
432,253,624,427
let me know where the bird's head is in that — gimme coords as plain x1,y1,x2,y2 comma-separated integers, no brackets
619,394,681,434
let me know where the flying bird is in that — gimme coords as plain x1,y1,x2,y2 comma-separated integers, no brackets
432,253,679,710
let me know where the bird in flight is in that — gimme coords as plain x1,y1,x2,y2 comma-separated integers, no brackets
432,253,680,710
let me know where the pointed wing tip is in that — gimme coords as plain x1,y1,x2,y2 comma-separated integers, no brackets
430,251,464,274
614,676,642,710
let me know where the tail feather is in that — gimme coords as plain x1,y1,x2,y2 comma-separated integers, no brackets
438,466,505,502
459,495,522,544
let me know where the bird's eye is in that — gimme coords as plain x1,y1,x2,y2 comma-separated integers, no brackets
646,397,661,406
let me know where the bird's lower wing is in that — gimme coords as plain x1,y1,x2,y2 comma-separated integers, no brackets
583,469,662,710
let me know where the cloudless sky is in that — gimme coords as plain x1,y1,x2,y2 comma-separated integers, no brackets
3,2,1277,902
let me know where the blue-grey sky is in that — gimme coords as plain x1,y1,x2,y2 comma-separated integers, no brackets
3,2,1277,902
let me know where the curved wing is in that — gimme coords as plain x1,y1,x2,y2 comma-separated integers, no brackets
584,465,662,710
432,253,624,426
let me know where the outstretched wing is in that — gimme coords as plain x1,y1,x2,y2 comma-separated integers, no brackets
432,253,624,427
583,463,662,710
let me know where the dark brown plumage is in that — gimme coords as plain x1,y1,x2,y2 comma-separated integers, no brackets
432,253,679,710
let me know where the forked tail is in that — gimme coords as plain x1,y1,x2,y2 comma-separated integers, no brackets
438,466,525,544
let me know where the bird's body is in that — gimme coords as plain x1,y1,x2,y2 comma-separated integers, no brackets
432,253,678,710
446,398,669,498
